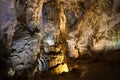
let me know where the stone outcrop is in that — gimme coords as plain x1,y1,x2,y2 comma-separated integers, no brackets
67,0,120,58
0,0,120,79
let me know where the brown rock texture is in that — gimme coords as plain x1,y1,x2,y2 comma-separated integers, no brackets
0,0,120,80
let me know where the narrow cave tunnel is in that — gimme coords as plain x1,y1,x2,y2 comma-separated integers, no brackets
0,0,120,80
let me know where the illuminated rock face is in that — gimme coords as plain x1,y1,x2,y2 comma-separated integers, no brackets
67,0,120,58
42,21,60,53
7,24,41,76
0,0,120,79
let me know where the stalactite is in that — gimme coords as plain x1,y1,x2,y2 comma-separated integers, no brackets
59,4,68,40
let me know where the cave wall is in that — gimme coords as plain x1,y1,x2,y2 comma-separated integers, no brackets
0,0,120,79
66,0,120,58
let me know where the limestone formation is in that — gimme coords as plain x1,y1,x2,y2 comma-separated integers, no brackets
0,0,120,80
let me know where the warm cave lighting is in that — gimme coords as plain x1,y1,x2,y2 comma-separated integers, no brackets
0,0,120,80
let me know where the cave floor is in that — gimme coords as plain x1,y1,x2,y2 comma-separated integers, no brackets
36,51,120,80
1,51,120,80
